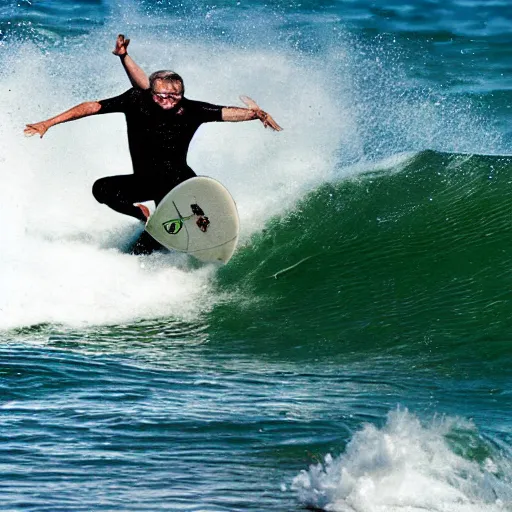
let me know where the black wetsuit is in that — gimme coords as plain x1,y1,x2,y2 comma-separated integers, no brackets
93,87,224,222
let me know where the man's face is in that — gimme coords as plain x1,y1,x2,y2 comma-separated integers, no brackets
151,79,183,110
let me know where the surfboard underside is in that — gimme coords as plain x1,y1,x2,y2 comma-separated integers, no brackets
145,176,240,264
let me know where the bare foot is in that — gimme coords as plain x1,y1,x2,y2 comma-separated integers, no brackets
134,203,150,221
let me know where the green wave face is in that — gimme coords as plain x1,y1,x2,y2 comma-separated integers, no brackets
213,151,512,372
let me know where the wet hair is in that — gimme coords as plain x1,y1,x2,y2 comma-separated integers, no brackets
149,70,185,94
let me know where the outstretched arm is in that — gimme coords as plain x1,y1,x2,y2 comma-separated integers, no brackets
24,101,102,138
222,96,282,131
113,34,150,90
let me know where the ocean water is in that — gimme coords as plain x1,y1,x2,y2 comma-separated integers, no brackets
1,0,512,510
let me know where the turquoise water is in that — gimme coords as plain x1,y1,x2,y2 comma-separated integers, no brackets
1,1,512,510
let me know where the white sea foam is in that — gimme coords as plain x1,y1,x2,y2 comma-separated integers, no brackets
292,409,511,512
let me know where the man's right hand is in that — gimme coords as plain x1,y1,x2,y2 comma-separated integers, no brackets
113,34,130,56
24,122,49,138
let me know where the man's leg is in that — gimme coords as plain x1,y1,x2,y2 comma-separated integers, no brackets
92,175,151,221
92,174,165,255
130,230,164,255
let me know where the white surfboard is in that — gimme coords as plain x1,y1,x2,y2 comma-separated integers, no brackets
145,176,240,264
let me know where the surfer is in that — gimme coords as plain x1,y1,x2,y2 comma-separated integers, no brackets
24,34,282,254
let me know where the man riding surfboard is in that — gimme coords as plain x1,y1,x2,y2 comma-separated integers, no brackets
25,35,282,254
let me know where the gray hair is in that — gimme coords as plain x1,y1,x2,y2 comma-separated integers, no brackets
149,70,185,94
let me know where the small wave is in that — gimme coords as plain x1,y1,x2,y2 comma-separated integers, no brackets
292,408,512,512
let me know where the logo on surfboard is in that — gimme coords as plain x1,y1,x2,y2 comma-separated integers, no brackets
162,218,184,235
162,203,210,235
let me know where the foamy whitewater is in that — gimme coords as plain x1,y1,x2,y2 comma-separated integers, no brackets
292,409,511,512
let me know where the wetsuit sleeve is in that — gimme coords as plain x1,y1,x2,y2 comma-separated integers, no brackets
192,100,225,123
97,88,136,114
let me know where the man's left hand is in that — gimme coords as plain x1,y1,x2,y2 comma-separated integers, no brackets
252,109,282,131
240,96,283,131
